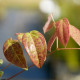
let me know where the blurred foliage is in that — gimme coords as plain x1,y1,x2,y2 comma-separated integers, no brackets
55,0,80,29
0,59,3,78
0,71,4,78
0,59,3,65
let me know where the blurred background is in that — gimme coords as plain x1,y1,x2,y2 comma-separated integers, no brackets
0,0,80,80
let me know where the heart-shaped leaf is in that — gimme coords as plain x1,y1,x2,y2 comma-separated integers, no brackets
22,30,47,68
3,38,28,69
70,25,80,46
16,33,24,43
30,30,47,60
43,14,54,33
47,31,57,52
56,18,69,47
0,71,4,77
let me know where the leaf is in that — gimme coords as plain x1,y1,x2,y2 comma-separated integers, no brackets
43,14,54,33
0,71,4,77
0,59,3,65
3,38,28,69
16,33,24,43
70,25,80,46
22,30,47,68
30,30,47,61
47,31,57,52
56,18,70,47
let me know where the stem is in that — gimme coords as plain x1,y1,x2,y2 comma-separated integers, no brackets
7,70,25,80
1,63,11,71
47,49,57,56
56,37,58,49
51,13,55,22
58,48,80,50
47,47,80,56
7,64,34,80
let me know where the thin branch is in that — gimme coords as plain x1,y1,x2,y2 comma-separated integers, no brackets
47,47,80,56
7,69,25,80
7,64,34,80
56,37,58,49
47,49,57,56
58,48,80,50
28,64,34,68
1,63,11,71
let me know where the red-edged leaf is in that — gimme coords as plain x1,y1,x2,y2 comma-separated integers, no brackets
43,14,54,33
22,30,47,68
16,33,24,43
56,18,69,47
3,38,28,69
30,30,47,61
70,25,80,46
47,31,57,52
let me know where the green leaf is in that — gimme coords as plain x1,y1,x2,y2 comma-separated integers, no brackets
3,38,28,69
22,30,47,68
0,71,4,77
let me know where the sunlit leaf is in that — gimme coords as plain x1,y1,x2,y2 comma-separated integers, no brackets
70,25,80,46
22,30,47,68
16,33,24,43
47,31,57,52
43,14,54,33
3,38,28,69
56,18,69,47
0,59,3,65
30,30,47,61
0,71,4,77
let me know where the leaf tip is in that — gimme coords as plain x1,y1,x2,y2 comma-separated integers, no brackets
43,27,46,33
23,68,28,70
15,33,24,43
47,47,51,52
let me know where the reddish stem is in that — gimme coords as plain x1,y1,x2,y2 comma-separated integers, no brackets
47,49,57,56
1,63,11,71
58,48,80,50
7,69,25,80
47,47,80,56
56,37,58,49
7,64,34,80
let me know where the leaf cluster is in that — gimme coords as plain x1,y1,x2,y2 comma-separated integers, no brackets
3,14,80,70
